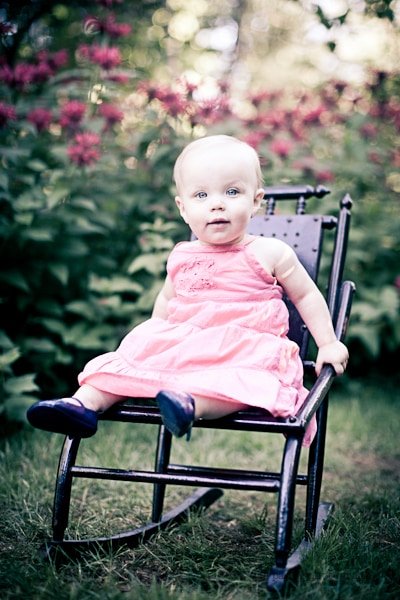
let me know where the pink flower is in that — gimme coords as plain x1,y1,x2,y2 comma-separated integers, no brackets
190,98,230,125
27,107,53,131
241,131,266,150
391,149,400,168
155,88,187,117
263,110,286,130
37,49,68,71
88,44,122,70
360,122,378,139
0,101,17,127
270,138,294,159
368,151,382,164
59,100,86,129
103,15,132,37
106,72,130,84
316,169,334,183
98,102,124,127
67,131,101,166
12,63,37,87
0,63,15,86
302,105,326,125
74,132,101,146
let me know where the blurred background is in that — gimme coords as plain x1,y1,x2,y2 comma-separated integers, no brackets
1,0,399,425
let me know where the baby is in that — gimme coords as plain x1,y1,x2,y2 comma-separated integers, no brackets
27,135,348,444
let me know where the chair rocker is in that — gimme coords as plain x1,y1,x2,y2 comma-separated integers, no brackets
47,185,355,593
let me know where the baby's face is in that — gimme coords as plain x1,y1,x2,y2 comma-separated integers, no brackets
175,144,264,246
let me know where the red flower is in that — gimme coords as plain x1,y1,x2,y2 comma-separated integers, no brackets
359,122,378,139
270,138,294,159
59,100,86,129
106,72,129,84
368,151,382,165
67,131,101,166
190,98,231,125
0,101,17,127
27,107,53,131
88,44,122,70
98,102,124,127
316,169,334,183
37,49,68,72
103,15,131,37
263,110,286,130
391,149,400,168
12,63,37,87
241,131,266,150
302,105,326,125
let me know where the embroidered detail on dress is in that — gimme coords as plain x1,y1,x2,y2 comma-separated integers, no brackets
175,257,216,295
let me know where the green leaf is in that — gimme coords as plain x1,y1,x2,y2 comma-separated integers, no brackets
48,264,69,285
23,338,58,353
349,323,380,357
0,331,14,349
0,172,9,190
0,347,21,370
127,253,167,276
45,187,70,209
27,159,48,172
62,322,112,350
89,274,143,294
22,228,53,242
4,374,39,395
65,300,97,321
0,271,30,293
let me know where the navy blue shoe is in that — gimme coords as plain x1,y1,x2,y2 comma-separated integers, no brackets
26,397,98,438
156,390,195,440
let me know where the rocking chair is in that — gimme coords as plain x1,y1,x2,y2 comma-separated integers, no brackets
47,185,355,592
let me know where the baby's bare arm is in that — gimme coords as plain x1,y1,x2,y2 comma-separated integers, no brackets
152,275,175,319
250,237,349,375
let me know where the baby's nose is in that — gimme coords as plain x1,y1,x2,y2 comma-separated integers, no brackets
210,195,226,209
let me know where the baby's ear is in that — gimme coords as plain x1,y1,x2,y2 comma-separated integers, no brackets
252,188,264,214
175,196,188,223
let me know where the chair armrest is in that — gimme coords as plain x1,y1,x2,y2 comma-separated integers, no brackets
295,279,356,428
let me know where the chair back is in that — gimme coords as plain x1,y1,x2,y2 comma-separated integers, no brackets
248,185,336,358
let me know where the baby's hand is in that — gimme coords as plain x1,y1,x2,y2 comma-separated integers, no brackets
315,340,349,376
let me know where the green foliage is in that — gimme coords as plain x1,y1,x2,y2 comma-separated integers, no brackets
0,2,399,424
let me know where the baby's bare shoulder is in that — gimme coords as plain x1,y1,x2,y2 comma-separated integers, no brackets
249,236,295,273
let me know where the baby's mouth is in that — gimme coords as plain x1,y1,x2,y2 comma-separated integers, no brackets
208,219,229,225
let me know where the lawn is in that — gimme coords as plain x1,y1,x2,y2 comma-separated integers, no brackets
1,377,399,599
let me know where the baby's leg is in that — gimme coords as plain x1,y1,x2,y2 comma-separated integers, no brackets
72,384,125,412
193,395,248,420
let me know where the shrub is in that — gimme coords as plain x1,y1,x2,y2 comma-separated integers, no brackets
0,3,398,424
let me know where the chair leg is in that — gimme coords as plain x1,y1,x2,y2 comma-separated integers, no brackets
267,435,302,592
52,435,81,542
151,424,172,522
305,399,329,537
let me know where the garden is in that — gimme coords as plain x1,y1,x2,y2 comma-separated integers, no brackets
0,1,399,598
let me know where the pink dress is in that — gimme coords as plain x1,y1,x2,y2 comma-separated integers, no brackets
79,238,316,445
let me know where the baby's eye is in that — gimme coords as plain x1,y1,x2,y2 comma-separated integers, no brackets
226,188,239,196
195,191,207,199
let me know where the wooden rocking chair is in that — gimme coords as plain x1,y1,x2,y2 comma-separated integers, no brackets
47,185,355,592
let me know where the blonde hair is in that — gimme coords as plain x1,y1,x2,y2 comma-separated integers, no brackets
173,135,263,193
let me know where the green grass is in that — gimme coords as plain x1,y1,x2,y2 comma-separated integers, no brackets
1,377,399,599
